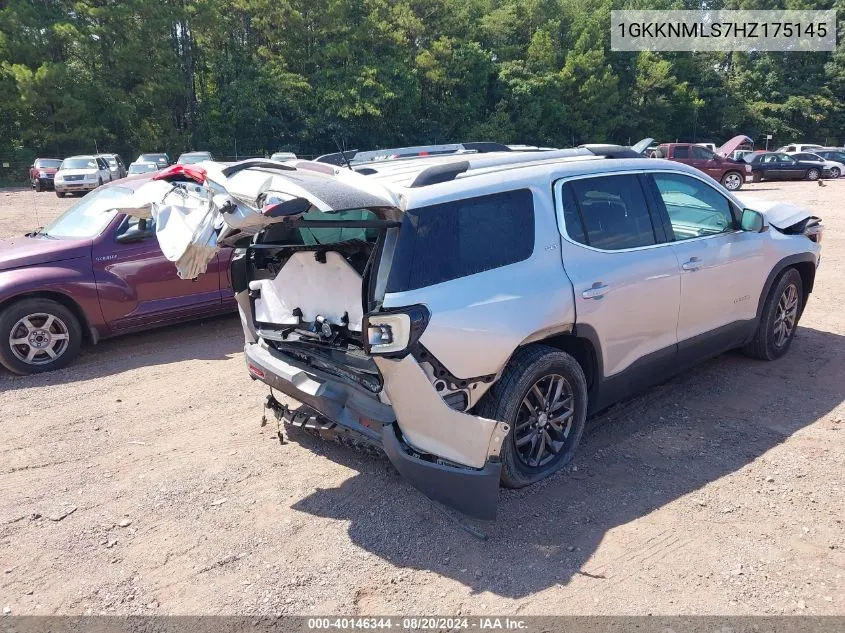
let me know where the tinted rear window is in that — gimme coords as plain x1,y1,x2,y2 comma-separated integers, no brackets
673,146,690,158
386,189,534,292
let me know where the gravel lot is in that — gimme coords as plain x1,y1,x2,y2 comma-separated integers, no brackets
0,181,843,615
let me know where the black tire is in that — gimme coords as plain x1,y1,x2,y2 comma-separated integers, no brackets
742,268,803,361
830,167,841,179
806,168,820,181
752,172,762,183
477,344,588,488
56,191,65,198
34,179,43,192
0,298,83,375
721,171,743,191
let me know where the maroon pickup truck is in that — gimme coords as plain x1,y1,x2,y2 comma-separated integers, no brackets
653,142,752,191
0,177,235,375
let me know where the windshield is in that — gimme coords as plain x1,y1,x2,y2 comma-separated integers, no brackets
139,154,168,164
41,186,132,238
35,159,61,169
61,157,98,170
178,153,211,164
128,163,158,174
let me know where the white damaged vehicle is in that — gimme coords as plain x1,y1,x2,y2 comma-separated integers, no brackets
122,147,822,519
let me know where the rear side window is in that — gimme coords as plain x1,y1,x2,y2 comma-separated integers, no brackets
673,146,690,158
386,189,534,292
562,175,656,251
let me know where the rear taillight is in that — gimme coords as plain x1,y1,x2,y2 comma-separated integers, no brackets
363,305,430,358
247,364,265,379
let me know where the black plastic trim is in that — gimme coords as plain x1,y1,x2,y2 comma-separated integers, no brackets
409,161,470,188
381,424,502,520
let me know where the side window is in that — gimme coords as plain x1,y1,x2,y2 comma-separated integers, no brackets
565,175,656,250
385,189,535,292
116,216,156,240
652,173,735,241
673,146,690,158
763,155,777,164
691,146,715,160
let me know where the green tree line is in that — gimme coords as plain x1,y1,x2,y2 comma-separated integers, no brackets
1,0,844,173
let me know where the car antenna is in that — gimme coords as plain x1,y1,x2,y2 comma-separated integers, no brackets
332,136,354,171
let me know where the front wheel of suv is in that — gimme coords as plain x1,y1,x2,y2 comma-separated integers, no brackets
742,268,803,361
477,344,588,488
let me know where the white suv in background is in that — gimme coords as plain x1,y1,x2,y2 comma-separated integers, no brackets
124,145,823,519
54,155,112,197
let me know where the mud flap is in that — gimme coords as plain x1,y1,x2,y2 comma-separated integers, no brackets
382,424,502,520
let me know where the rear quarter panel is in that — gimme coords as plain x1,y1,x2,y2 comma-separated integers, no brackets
381,181,575,379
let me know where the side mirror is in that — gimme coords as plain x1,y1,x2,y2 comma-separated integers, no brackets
741,209,767,233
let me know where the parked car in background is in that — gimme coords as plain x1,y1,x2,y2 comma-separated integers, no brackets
747,152,831,182
270,151,297,161
29,158,62,191
0,178,236,375
54,156,112,197
136,153,171,168
128,150,821,518
177,151,214,164
653,142,751,190
786,152,844,179
814,148,845,167
696,142,717,152
776,143,824,153
127,161,160,175
96,153,127,180
789,152,845,178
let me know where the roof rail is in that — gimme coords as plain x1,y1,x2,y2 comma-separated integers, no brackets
395,145,648,188
315,142,518,166
409,161,470,188
578,144,645,159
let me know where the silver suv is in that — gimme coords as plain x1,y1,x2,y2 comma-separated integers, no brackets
130,145,823,519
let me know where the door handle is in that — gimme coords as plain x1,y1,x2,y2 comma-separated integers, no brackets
581,283,610,300
681,257,701,271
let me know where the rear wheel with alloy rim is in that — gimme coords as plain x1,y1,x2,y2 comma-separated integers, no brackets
807,168,820,181
0,298,82,374
742,268,803,361
721,171,743,191
477,344,588,488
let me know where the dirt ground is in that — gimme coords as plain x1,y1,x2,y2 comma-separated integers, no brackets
0,180,843,616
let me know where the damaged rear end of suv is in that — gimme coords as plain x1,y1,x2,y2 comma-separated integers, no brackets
228,167,514,519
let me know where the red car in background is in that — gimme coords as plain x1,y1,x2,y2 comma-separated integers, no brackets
652,136,754,191
0,177,236,375
29,158,62,191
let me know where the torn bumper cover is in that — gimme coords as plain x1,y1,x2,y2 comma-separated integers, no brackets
246,341,508,520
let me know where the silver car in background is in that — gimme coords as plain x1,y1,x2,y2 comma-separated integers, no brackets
96,153,127,180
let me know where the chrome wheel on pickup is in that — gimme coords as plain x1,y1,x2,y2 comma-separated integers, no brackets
721,171,743,191
0,299,82,375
